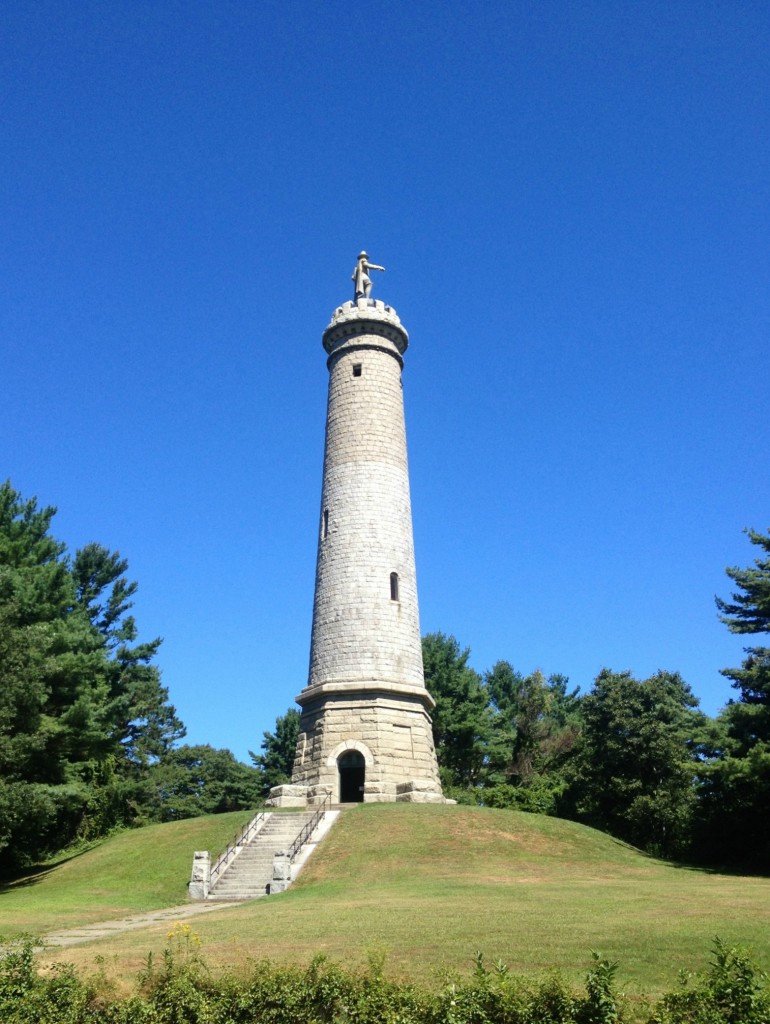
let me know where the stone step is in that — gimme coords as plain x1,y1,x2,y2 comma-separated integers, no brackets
253,830,310,839
211,882,269,895
238,844,279,851
214,884,269,891
253,833,305,841
211,880,268,888
207,892,264,901
213,879,265,890
214,886,269,894
198,811,339,901
207,811,320,901
245,844,294,850
209,894,262,901
257,824,314,834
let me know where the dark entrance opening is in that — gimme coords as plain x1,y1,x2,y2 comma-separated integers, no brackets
338,750,365,803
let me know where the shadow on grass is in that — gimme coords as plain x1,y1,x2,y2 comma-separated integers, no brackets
668,857,770,880
0,846,96,894
597,833,770,880
600,831,770,879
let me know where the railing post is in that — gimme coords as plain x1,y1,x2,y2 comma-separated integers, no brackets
285,791,332,868
270,851,291,894
189,850,211,900
209,810,270,888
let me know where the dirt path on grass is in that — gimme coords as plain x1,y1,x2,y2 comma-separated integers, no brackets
38,900,247,949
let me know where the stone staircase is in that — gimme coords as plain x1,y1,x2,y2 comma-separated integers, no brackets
207,811,317,901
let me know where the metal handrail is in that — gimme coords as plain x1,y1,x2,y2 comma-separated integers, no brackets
287,792,332,864
210,809,269,886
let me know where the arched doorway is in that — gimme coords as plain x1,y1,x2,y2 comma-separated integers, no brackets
338,750,365,803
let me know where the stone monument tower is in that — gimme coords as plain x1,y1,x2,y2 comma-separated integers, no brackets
268,254,444,806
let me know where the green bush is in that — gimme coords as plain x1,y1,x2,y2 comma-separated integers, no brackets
0,933,766,1024
649,938,770,1024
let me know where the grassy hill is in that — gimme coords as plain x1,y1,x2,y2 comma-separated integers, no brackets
7,804,770,999
0,809,252,936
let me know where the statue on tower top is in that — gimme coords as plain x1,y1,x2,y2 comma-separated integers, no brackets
352,251,385,300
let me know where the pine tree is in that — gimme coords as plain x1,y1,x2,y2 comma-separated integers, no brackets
0,481,185,866
148,744,262,821
716,528,770,740
699,528,770,865
250,708,300,795
422,632,491,789
72,542,185,770
484,662,580,812
569,668,706,858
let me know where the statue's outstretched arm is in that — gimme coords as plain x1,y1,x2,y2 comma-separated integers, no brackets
367,263,385,272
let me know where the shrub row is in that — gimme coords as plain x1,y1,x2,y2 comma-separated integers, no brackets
0,931,767,1024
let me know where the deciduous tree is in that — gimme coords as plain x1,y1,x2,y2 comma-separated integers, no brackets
147,744,262,821
422,633,491,789
484,662,581,812
250,707,300,796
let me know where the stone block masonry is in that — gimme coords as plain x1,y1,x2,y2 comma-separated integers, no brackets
291,691,442,799
269,293,445,807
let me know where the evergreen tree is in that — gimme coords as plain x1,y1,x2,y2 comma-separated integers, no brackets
568,668,706,858
715,528,770,744
250,707,300,796
421,632,491,789
147,744,262,821
699,528,770,865
484,662,581,812
72,542,185,771
0,482,103,862
0,481,184,866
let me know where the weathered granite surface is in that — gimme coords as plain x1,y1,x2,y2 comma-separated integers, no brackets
269,295,444,807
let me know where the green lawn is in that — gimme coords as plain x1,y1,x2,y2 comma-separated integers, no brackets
0,809,253,936
27,804,770,1002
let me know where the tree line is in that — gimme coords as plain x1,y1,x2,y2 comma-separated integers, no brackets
425,525,770,867
259,529,770,869
0,482,263,868
1,479,767,870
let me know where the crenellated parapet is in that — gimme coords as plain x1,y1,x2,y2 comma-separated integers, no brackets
322,298,409,362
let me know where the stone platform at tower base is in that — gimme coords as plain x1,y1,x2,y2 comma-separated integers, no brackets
277,684,448,807
267,779,452,808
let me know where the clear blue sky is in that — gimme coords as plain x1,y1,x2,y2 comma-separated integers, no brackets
2,1,768,761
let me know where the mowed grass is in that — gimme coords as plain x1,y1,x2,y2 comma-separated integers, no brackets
0,809,253,937
35,804,770,1000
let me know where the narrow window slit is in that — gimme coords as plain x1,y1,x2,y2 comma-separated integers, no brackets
352,363,362,377
323,509,329,539
390,572,399,602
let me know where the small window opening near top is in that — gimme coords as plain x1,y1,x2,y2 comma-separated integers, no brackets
390,572,399,602
352,363,362,377
322,509,329,539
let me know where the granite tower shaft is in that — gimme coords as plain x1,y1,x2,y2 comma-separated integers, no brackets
269,289,444,806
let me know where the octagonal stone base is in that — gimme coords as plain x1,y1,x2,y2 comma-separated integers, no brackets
284,686,446,805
